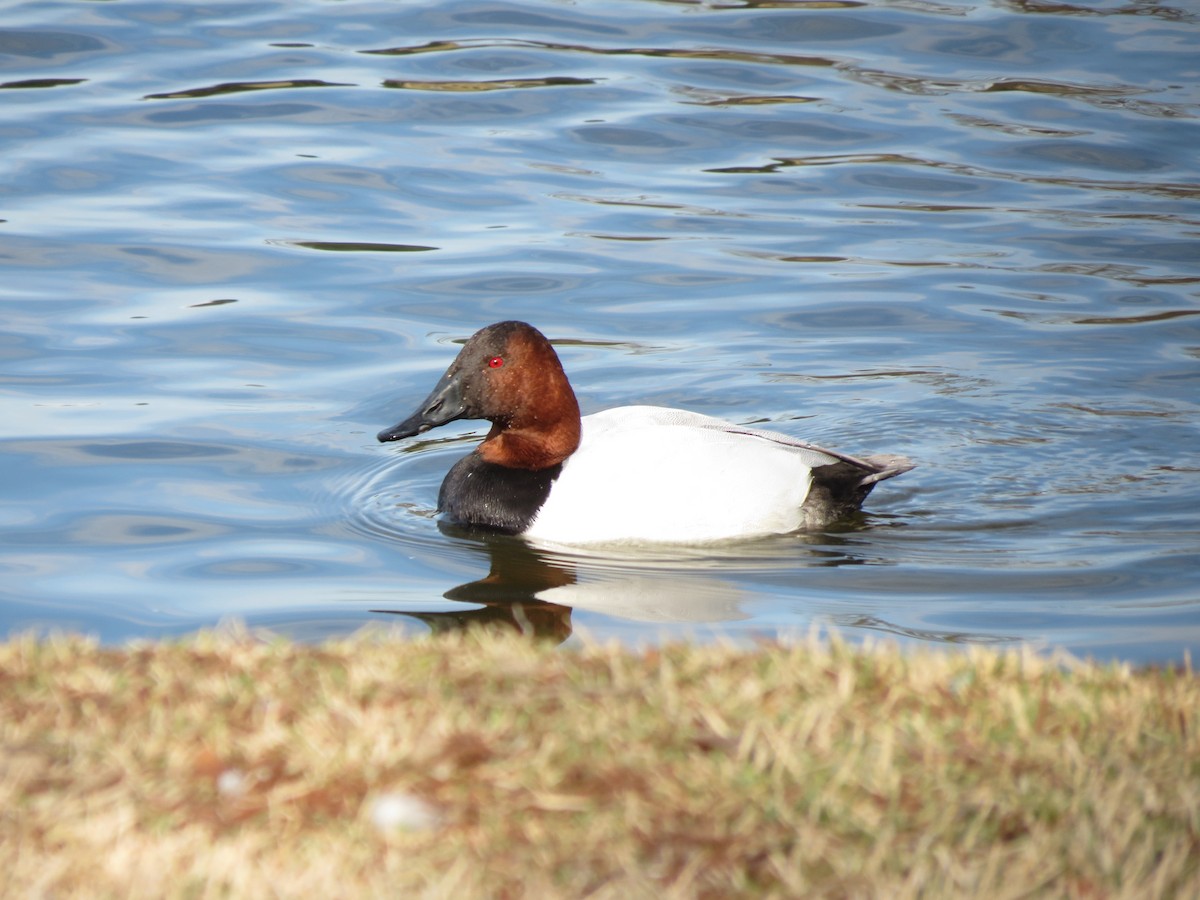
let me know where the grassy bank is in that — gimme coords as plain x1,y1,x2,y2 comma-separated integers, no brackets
2,629,1196,898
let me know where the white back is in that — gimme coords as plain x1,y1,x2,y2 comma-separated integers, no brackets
525,406,826,544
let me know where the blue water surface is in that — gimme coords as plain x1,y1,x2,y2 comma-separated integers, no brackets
2,0,1198,663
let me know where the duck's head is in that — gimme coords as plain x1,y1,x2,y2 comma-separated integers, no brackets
377,320,581,470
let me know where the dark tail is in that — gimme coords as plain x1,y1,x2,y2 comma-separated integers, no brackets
804,454,914,527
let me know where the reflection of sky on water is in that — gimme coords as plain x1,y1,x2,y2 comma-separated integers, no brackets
1,1,1197,663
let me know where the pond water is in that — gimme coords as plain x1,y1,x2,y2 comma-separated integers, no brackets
3,0,1198,664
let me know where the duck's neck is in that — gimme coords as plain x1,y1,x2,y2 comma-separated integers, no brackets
478,387,581,471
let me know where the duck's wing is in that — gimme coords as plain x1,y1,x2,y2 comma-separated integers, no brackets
595,406,914,484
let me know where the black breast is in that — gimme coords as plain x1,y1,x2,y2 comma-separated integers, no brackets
437,452,563,534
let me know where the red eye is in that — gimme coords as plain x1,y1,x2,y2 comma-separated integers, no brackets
488,356,504,369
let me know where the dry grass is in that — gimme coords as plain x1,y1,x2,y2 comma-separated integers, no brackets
2,628,1197,899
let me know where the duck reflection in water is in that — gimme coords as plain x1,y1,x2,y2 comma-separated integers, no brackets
374,528,578,643
370,530,1023,647
369,525,891,646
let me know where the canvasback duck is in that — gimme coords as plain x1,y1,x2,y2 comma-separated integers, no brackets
377,321,913,545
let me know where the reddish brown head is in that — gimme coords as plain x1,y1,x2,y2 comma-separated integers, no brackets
377,321,582,471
